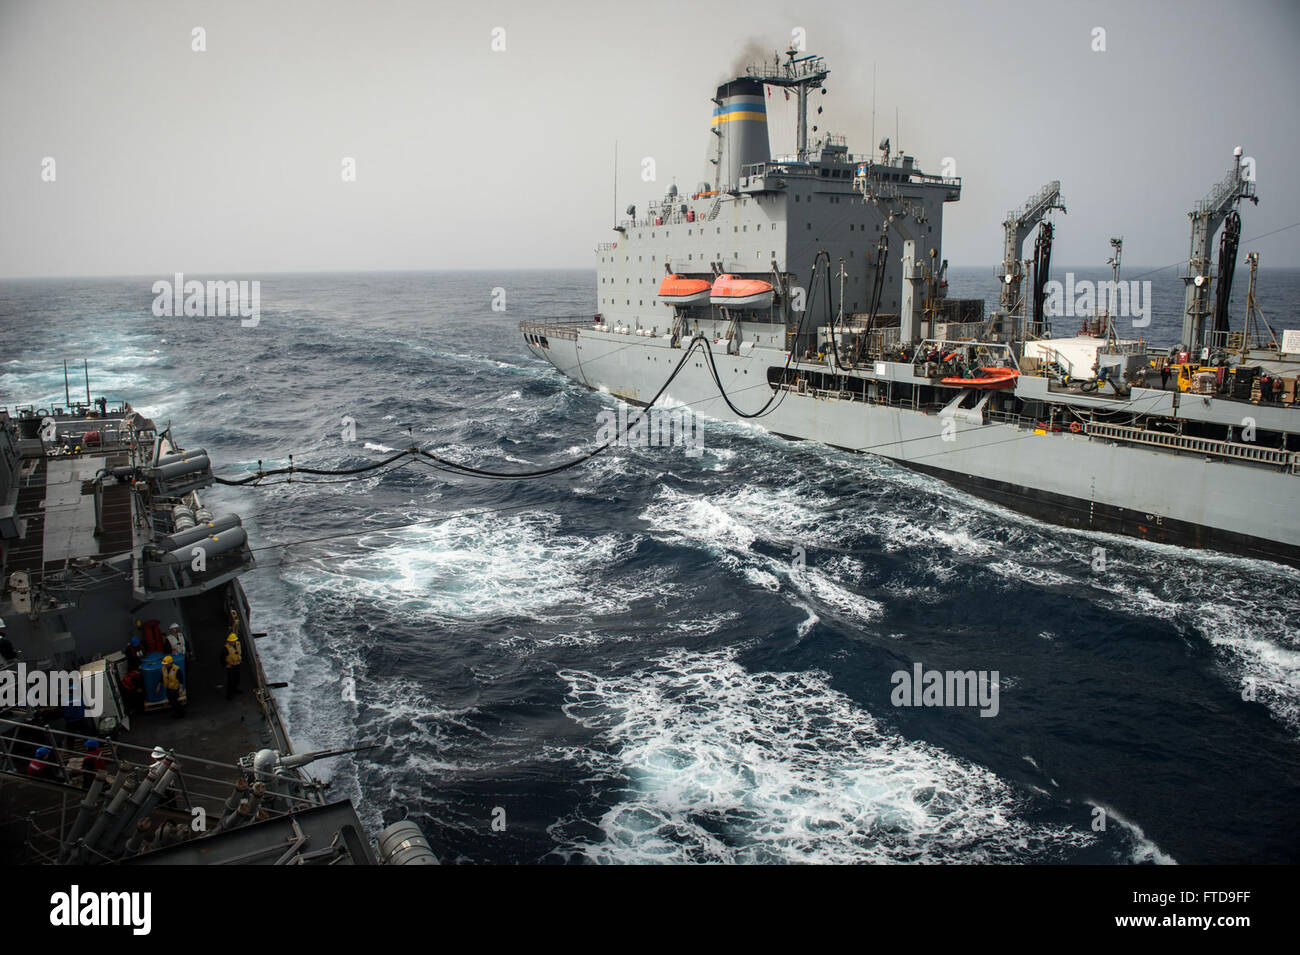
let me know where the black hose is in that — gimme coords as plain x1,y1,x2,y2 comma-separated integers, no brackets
218,338,707,484
1032,221,1053,330
1212,211,1241,335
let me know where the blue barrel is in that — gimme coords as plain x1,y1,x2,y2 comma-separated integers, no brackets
141,651,186,704
141,653,165,703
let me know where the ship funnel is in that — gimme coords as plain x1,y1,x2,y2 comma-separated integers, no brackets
712,78,769,191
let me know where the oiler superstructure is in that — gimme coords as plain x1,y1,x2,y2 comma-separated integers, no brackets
523,49,1300,566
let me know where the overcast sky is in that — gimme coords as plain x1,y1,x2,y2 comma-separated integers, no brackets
2,0,1297,277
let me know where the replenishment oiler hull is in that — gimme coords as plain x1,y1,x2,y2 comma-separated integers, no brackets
522,49,1300,567
523,327,1298,564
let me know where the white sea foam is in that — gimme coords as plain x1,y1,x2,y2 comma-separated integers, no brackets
1087,802,1177,865
554,648,1090,864
286,510,643,622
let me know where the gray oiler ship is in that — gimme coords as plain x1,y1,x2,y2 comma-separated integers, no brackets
0,397,435,865
523,49,1299,566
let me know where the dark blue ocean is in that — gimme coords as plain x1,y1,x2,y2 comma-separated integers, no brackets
2,266,1298,864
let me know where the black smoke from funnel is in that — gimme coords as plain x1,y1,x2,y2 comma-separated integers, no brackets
722,39,776,82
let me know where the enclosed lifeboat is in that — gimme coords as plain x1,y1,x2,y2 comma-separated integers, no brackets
710,274,774,309
657,274,712,307
939,366,1020,389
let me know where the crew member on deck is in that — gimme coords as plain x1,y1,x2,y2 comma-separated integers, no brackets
166,623,188,658
27,746,56,780
123,636,143,671
162,655,185,717
80,739,106,789
119,666,145,714
223,633,243,699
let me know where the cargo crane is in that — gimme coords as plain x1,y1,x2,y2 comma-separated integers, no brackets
1180,147,1257,354
998,181,1065,315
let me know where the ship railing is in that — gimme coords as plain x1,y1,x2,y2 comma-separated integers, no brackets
0,718,320,813
1098,340,1148,356
740,161,823,181
1,717,326,862
1006,181,1062,226
852,162,962,190
743,55,828,83
4,406,138,453
618,215,691,230
520,318,588,341
5,401,132,419
1194,168,1256,215
1177,262,1218,284
1200,329,1247,352
986,409,1038,429
1084,421,1298,471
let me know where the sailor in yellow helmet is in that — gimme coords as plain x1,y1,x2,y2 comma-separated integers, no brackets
161,654,186,717
224,633,243,699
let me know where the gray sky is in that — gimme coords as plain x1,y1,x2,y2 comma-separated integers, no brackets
2,0,1298,277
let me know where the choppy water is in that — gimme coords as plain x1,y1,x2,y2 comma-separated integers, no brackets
2,267,1298,864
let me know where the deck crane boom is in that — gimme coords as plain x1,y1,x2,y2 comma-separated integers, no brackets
999,181,1065,314
1180,147,1258,353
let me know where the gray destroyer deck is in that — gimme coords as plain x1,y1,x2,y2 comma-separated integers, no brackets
0,401,375,864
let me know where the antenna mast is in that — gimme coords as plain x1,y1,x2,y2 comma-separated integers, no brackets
738,49,829,162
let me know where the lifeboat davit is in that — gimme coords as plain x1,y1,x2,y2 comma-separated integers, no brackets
939,366,1020,389
710,274,774,309
657,274,712,306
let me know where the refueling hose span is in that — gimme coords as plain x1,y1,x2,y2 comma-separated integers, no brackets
216,336,708,484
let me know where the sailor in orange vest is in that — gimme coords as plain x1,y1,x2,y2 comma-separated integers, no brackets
162,655,185,717
223,633,243,699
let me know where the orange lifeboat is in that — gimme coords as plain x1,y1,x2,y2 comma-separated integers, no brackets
657,274,712,306
710,274,774,309
939,366,1020,389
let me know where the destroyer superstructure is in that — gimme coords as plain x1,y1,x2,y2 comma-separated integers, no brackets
0,394,433,864
523,49,1300,566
